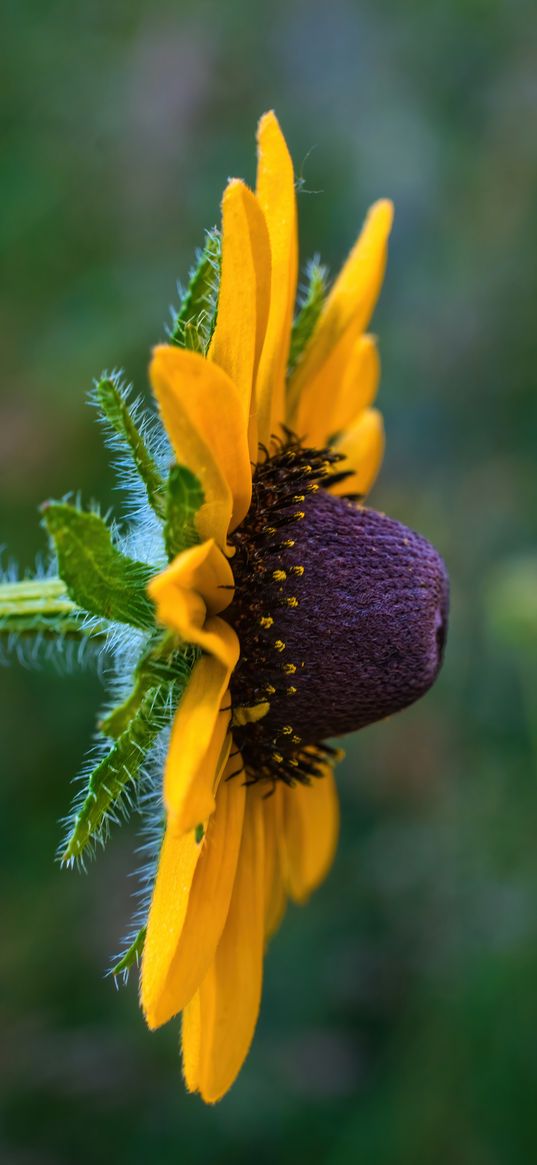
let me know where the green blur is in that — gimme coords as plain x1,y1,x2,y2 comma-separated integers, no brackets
2,1,537,1161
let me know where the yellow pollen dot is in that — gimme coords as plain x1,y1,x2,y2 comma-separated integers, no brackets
282,725,293,735
285,596,299,608
307,482,320,493
259,615,274,629
291,565,305,576
287,685,297,695
282,539,295,548
274,639,286,652
273,569,287,581
283,662,296,674
272,751,283,764
265,526,277,536
265,683,276,695
293,511,305,521
292,734,302,745
292,494,305,503
289,758,299,767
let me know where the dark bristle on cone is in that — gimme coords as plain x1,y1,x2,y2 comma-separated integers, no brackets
227,441,449,779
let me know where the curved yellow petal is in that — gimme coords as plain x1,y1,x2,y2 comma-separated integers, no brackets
330,407,385,499
332,333,380,433
148,539,236,664
262,785,287,940
288,200,393,437
150,345,252,543
141,821,203,1031
300,332,380,447
282,765,340,904
143,760,246,1028
183,784,265,1103
182,989,201,1093
209,179,271,459
255,111,298,448
164,640,238,834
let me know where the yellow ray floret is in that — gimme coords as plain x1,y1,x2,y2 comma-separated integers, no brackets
255,110,298,448
142,762,246,1028
330,407,385,498
181,785,266,1103
208,179,271,459
150,346,252,545
288,199,393,441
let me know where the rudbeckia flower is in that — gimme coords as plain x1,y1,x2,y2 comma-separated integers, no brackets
139,112,449,1102
0,109,448,1106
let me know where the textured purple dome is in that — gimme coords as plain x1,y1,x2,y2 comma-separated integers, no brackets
229,490,449,750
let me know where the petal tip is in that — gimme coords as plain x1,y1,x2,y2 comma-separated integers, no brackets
370,198,395,233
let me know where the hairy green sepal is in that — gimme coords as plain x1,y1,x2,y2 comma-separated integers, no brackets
42,502,156,630
62,680,175,863
170,228,221,353
94,376,166,518
62,632,195,863
110,926,147,978
164,465,204,559
288,259,328,377
101,631,191,738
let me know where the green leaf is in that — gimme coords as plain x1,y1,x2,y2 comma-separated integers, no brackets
62,680,177,863
109,925,146,979
170,229,221,354
164,465,204,559
41,502,156,630
288,259,328,378
93,376,166,518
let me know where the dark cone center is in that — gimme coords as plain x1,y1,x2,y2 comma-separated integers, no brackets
226,439,449,784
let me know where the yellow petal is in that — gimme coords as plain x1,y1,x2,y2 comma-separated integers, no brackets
262,785,287,940
164,644,237,834
183,784,265,1103
182,990,201,1093
301,333,380,447
150,345,252,544
282,765,340,903
148,539,236,665
209,179,271,459
288,200,393,437
141,821,202,1031
143,760,246,1027
255,110,298,448
330,407,385,499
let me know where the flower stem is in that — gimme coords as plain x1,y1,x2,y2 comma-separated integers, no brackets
0,578,106,641
0,577,76,617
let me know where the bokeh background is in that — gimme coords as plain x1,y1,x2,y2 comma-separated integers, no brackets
2,1,537,1162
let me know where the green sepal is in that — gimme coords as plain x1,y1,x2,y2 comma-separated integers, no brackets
109,925,146,979
288,259,328,377
93,376,166,518
164,465,204,560
101,631,193,739
41,502,156,630
62,679,177,864
170,229,221,353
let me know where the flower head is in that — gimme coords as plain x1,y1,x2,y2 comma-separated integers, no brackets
0,111,448,1106
141,112,448,1101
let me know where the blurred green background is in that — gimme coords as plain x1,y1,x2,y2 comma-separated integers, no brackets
2,1,537,1161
